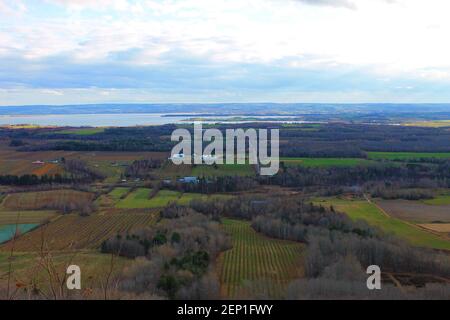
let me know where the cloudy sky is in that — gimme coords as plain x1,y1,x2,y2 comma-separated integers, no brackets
1,0,450,105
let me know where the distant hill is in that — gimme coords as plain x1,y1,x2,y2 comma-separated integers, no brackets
0,103,449,116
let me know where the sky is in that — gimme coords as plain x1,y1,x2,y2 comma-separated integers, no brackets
1,0,450,105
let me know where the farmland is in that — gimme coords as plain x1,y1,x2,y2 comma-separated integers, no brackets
31,163,63,176
418,224,450,233
0,251,131,294
109,187,130,200
0,210,57,225
116,188,180,209
218,219,304,299
315,198,450,250
367,151,450,160
55,127,106,135
375,199,450,223
422,195,450,205
0,121,449,299
280,157,375,167
0,212,159,251
1,190,94,211
115,188,233,208
403,120,450,128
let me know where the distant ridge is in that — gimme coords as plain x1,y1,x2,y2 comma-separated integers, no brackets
1,103,450,116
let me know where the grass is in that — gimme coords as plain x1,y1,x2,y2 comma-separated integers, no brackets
88,160,130,183
116,188,232,208
403,120,450,128
0,251,131,293
218,219,304,299
281,157,375,167
55,128,105,135
422,195,450,205
0,223,39,243
192,164,255,177
176,193,233,206
367,152,450,160
116,188,180,209
176,193,208,205
314,197,450,250
108,187,130,201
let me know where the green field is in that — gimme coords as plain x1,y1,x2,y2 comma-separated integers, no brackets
422,195,450,205
176,193,208,205
108,187,130,201
55,128,105,135
219,219,304,299
404,120,450,128
176,193,232,206
116,188,180,209
315,198,450,250
281,157,374,167
88,161,130,183
367,152,450,160
113,188,231,208
0,223,39,243
192,164,255,177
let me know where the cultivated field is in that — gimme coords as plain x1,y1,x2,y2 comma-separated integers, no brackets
116,188,180,209
1,190,94,211
54,128,106,135
218,219,304,299
0,210,57,225
422,195,450,205
280,157,375,167
403,120,450,128
367,151,450,160
31,163,63,176
0,212,159,251
315,198,450,250
0,142,167,178
418,224,450,233
0,250,131,294
115,188,232,208
375,199,450,223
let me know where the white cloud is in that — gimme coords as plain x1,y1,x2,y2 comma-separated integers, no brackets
2,0,450,104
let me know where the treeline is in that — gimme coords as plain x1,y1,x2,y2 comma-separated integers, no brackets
0,174,80,186
165,176,259,194
102,207,231,299
159,160,450,194
277,123,450,154
124,159,163,179
190,196,450,299
260,161,450,189
63,159,106,181
6,123,450,156
369,186,434,200
19,139,173,152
